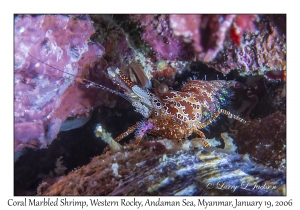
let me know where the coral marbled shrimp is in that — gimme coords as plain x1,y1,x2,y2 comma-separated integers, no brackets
21,52,247,149
106,67,247,148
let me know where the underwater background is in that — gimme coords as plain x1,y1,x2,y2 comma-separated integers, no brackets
14,14,286,195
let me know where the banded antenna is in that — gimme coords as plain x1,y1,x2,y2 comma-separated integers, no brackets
26,53,130,102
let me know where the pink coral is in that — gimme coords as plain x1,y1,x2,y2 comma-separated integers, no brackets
132,14,285,75
131,14,237,62
130,15,194,61
230,14,257,46
14,15,105,152
170,14,236,62
207,15,286,74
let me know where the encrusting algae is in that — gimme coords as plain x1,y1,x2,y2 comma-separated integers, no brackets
38,138,285,196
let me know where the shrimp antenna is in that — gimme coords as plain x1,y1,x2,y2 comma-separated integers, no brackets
27,53,130,101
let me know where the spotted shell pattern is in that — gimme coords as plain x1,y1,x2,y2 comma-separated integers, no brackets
147,80,237,140
157,80,235,122
108,66,243,145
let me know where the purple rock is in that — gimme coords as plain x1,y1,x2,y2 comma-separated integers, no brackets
14,15,105,152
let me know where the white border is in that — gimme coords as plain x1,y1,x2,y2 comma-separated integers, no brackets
2,0,298,209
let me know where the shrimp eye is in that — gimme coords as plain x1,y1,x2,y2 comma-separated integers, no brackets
157,83,169,94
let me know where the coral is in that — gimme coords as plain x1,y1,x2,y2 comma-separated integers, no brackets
207,15,286,75
37,139,285,196
14,15,105,152
54,156,67,176
221,132,237,152
170,14,236,62
229,15,257,46
131,14,285,75
230,75,268,118
232,75,286,119
93,15,192,87
130,15,194,61
90,15,135,68
230,111,286,171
